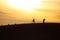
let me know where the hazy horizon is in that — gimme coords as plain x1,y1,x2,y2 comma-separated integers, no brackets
0,0,60,25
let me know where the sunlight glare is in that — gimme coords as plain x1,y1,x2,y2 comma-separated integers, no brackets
5,0,42,11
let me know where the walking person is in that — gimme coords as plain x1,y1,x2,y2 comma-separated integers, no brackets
43,18,45,23
32,18,35,23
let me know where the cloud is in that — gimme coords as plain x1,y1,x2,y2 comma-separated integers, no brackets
0,11,6,14
0,11,7,17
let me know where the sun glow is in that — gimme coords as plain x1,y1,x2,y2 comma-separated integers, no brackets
5,0,42,11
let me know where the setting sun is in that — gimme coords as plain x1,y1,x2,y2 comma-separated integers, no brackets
5,0,41,11
0,0,60,25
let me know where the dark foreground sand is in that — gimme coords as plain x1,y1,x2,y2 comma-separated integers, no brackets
0,23,60,40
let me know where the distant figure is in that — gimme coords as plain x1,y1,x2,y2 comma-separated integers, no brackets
8,24,9,25
43,18,45,23
32,18,35,23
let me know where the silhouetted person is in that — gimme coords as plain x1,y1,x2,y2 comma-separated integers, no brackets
33,18,35,23
8,24,9,25
43,18,45,23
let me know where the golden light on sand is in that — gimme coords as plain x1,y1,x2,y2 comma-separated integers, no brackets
5,0,42,11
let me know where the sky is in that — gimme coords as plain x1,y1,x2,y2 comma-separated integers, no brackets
0,0,60,25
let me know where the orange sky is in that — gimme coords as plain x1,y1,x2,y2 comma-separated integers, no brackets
0,0,60,25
